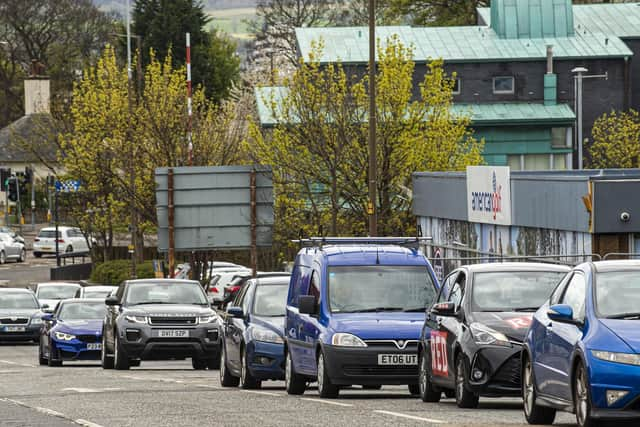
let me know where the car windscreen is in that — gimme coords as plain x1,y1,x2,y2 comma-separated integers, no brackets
37,230,61,238
83,289,114,299
252,284,288,316
58,302,106,321
328,265,437,313
0,293,39,309
595,270,640,318
37,285,79,300
471,271,566,312
125,282,208,305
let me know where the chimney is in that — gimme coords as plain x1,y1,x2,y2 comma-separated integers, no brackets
24,59,50,115
544,45,557,106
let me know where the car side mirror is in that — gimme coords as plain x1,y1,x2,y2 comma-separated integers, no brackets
105,295,120,306
298,295,317,315
430,302,456,317
42,313,54,322
548,304,581,325
226,306,244,318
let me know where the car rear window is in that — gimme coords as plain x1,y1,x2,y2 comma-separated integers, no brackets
38,230,61,238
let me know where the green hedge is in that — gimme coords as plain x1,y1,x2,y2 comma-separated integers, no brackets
90,260,155,285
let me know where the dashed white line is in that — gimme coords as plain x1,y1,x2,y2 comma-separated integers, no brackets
75,419,105,427
34,406,66,418
241,390,282,397
300,397,354,407
374,410,445,423
62,387,121,393
0,359,36,368
1,398,105,427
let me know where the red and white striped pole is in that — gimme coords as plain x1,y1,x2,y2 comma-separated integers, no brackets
186,32,193,166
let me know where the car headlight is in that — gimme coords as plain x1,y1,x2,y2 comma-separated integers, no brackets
470,323,511,347
198,314,218,324
125,315,148,324
592,350,640,366
54,331,76,341
30,317,43,325
251,327,283,344
331,333,367,347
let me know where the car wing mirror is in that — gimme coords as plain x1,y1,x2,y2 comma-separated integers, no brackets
226,306,244,318
298,295,317,315
547,304,581,325
105,296,120,306
430,302,456,317
42,313,54,322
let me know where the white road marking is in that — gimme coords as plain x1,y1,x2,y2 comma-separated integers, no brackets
34,406,67,418
374,410,445,423
241,390,281,397
75,419,106,427
300,398,354,407
194,384,222,390
0,359,35,368
62,387,121,393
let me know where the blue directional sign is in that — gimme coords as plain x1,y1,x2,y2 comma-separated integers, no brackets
55,180,81,193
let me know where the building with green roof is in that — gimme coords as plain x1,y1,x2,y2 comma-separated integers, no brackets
257,0,636,171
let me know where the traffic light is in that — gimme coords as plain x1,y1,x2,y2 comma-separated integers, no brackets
0,168,10,192
7,177,18,202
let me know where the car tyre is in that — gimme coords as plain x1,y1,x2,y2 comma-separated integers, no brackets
101,332,114,369
455,356,479,409
317,351,339,398
113,332,130,370
240,348,261,389
129,360,141,367
192,357,207,370
285,349,306,395
66,245,73,253
18,249,26,263
34,252,42,258
419,350,441,402
220,345,240,387
575,362,600,427
523,356,556,425
48,340,62,367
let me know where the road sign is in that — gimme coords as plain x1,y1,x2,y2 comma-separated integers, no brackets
55,180,81,193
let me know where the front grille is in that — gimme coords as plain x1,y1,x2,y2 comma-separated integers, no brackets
491,354,522,386
0,318,29,325
76,335,99,343
148,317,196,325
364,340,419,351
343,365,418,376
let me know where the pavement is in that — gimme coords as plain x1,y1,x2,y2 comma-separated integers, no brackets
0,251,58,288
0,344,584,427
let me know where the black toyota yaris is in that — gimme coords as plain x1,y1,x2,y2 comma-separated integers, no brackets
418,263,569,408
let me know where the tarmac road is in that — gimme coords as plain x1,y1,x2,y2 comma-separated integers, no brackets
0,343,583,427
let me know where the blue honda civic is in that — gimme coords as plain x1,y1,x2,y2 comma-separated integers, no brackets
523,260,640,427
39,299,106,366
220,276,289,389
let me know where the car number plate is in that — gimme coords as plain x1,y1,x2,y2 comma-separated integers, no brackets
86,343,102,350
158,329,189,338
377,354,417,366
4,326,26,332
42,247,52,251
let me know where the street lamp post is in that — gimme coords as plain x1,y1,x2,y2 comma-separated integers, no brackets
572,67,608,170
368,0,377,237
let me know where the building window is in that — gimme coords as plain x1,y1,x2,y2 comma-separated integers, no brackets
524,154,551,171
507,155,522,171
493,76,514,94
551,127,570,148
452,78,461,95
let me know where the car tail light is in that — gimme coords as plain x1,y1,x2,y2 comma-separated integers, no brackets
56,239,65,243
228,285,241,294
209,288,218,293
34,238,40,242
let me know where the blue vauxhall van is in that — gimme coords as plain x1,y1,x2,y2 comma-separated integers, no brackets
284,237,439,398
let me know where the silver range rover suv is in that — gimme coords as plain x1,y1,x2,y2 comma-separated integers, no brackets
102,279,221,370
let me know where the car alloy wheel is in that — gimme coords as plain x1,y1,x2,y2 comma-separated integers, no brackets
219,345,239,387
240,349,260,389
285,350,305,395
523,359,535,417
19,249,26,262
522,356,556,424
114,333,129,370
101,332,114,369
455,357,478,408
575,363,598,427
317,352,338,398
419,350,441,402
0,251,5,264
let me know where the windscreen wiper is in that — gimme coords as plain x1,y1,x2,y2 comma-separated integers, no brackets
512,307,539,312
403,307,426,312
350,307,404,313
606,312,640,319
132,301,173,305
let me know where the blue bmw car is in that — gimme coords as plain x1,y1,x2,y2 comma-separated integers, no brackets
39,299,106,367
220,276,289,389
523,260,640,427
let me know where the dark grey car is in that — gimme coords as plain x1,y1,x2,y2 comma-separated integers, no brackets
0,289,43,341
101,279,221,370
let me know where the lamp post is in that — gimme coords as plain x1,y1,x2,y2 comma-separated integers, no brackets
572,67,608,170
368,0,377,236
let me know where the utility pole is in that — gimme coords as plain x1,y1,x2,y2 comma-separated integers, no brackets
186,32,193,166
126,0,137,279
368,0,377,237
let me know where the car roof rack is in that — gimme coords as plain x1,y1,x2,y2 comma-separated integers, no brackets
292,236,432,248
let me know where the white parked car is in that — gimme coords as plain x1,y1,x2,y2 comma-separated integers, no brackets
206,268,252,304
34,282,82,310
0,232,26,264
75,285,117,299
33,226,90,258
